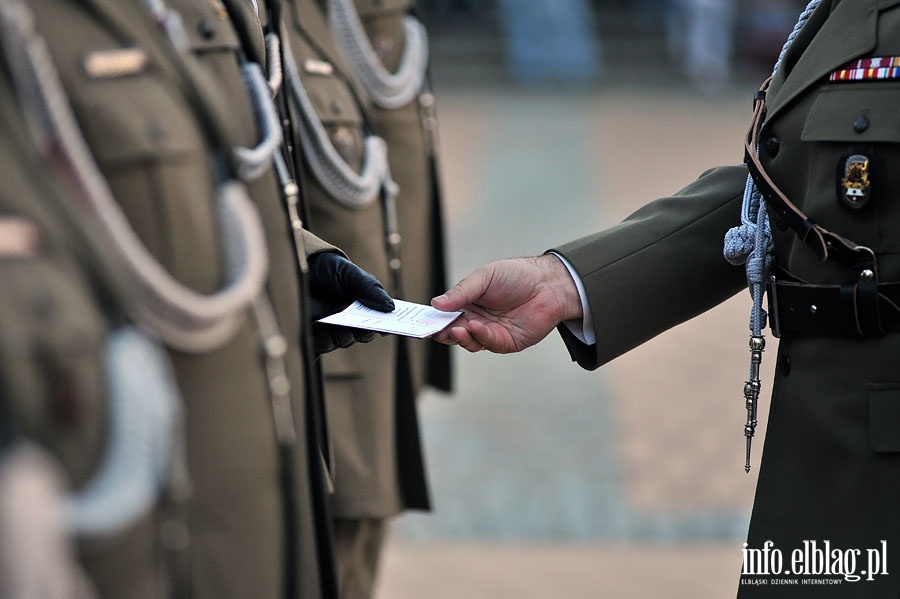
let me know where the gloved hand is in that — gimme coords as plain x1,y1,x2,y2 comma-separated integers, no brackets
307,251,395,355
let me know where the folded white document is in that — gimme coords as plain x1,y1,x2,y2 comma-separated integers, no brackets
316,299,463,338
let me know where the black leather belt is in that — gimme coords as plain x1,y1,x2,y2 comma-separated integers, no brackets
767,276,900,337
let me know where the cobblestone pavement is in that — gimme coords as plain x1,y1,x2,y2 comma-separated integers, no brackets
375,80,775,597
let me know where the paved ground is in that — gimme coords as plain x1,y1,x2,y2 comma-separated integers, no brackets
378,542,741,599
374,74,776,597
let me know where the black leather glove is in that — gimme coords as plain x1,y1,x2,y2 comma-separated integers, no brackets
307,251,395,355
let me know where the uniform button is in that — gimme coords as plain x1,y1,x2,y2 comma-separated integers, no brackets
853,116,869,133
332,126,355,162
373,35,395,62
329,99,343,115
764,135,780,157
198,19,216,39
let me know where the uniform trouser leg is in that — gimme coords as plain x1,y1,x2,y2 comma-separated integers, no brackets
332,517,388,599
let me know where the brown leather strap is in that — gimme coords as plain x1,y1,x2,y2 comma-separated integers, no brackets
744,77,873,267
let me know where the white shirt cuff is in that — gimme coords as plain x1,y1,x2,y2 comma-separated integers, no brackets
549,252,596,346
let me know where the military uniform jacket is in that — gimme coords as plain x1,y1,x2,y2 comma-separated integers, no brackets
27,0,337,596
0,57,126,599
0,62,119,503
345,0,452,517
348,0,452,396
554,0,900,596
282,0,436,518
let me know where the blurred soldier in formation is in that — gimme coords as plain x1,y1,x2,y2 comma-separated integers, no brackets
498,0,601,84
667,0,738,92
0,0,393,597
276,0,452,596
0,57,136,599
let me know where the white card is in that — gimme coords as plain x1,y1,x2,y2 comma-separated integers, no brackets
316,299,463,339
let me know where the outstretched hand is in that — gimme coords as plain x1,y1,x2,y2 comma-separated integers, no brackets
431,254,582,354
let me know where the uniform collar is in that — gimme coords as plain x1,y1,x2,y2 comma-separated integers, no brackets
80,0,187,87
82,0,243,170
222,0,268,66
766,0,879,120
288,0,350,76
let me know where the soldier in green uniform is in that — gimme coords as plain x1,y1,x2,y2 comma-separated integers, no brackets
325,1,451,597
0,55,133,598
276,1,449,597
0,0,393,596
433,0,900,596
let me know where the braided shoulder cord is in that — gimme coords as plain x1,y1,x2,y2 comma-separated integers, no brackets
723,0,822,334
720,0,821,472
281,29,392,210
234,61,284,181
328,0,428,109
0,0,270,354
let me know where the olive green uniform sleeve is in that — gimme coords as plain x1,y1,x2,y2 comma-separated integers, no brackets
552,165,750,370
301,228,342,258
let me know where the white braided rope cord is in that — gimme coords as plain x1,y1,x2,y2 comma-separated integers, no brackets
234,61,284,182
0,0,194,541
328,0,428,109
722,0,822,335
65,327,183,536
282,30,391,210
265,32,284,95
0,0,270,354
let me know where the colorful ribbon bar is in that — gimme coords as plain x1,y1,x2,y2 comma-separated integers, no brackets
830,56,900,82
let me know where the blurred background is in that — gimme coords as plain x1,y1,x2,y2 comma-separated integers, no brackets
376,2,801,597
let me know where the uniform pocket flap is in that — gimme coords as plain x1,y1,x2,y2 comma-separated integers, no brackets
801,85,900,143
178,9,242,54
79,75,199,165
868,384,900,452
302,71,365,127
320,341,365,379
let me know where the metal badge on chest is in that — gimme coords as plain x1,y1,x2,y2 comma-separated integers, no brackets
839,153,871,210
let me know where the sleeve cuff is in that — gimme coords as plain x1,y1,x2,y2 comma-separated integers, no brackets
548,251,596,346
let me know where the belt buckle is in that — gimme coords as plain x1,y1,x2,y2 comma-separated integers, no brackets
766,275,782,338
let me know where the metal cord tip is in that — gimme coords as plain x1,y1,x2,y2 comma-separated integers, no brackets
745,438,753,473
